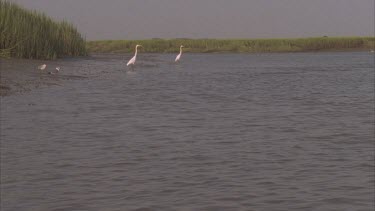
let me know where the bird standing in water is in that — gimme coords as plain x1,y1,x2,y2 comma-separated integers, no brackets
127,45,142,69
175,45,184,62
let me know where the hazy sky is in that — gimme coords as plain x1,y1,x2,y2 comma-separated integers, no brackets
11,0,375,40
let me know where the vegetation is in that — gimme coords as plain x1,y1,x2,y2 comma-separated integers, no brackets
87,37,375,53
0,0,373,59
0,0,87,59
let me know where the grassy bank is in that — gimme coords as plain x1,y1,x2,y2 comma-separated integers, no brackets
0,0,87,59
87,37,375,54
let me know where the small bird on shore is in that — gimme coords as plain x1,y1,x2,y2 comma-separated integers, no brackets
175,45,184,62
127,45,142,69
48,67,60,75
38,64,46,70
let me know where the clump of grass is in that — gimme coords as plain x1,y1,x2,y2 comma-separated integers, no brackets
87,37,375,54
0,0,87,59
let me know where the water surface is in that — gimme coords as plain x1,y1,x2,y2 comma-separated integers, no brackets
1,52,374,211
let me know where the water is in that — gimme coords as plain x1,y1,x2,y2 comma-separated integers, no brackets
1,52,374,211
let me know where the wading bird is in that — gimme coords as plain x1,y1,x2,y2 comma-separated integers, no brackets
127,45,142,69
175,45,184,62
38,64,46,70
48,67,60,75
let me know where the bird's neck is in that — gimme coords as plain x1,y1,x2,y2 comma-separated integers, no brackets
179,47,183,54
135,47,138,57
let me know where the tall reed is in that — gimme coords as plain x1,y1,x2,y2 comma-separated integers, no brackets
0,0,87,59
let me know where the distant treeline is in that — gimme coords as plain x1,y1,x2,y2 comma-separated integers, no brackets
0,0,87,59
87,37,375,53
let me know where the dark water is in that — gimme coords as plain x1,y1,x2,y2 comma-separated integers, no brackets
1,52,374,211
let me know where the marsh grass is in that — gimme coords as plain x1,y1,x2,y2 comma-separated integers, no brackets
0,0,87,59
87,37,375,54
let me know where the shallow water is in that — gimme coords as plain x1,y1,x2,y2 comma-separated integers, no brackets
1,52,374,211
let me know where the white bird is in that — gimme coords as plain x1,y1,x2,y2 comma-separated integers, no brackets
127,45,142,67
49,67,60,75
38,64,46,70
175,45,184,62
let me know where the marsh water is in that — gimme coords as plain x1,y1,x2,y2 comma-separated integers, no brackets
1,52,374,211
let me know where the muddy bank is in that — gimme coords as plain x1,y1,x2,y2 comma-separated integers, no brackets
0,53,172,96
0,57,96,96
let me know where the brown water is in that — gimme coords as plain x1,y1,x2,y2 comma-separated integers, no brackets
1,52,374,211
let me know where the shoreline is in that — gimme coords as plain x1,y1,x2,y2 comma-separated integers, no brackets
89,48,373,55
87,37,374,54
87,47,374,54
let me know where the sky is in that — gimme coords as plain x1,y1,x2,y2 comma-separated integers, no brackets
10,0,375,40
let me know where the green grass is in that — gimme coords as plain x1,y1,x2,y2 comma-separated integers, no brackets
87,37,375,54
0,0,87,59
